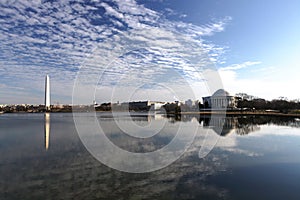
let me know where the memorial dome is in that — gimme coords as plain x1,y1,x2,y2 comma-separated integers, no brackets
212,89,230,97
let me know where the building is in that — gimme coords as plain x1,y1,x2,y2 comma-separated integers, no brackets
128,101,151,111
149,101,166,111
45,75,51,111
185,99,194,108
202,89,237,109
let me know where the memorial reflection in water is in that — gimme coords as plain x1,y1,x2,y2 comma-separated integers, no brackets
1,113,300,200
96,113,300,155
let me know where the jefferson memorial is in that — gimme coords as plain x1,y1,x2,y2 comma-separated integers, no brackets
202,89,237,109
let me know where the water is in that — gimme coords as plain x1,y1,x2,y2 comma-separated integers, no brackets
1,113,300,199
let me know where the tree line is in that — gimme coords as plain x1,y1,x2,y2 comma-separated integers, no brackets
235,93,300,113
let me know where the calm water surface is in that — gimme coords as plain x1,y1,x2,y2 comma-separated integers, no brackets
1,113,300,200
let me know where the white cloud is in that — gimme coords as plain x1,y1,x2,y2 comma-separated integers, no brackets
219,61,261,71
218,61,300,100
0,0,231,104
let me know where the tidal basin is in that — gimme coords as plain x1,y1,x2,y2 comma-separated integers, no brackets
1,113,300,200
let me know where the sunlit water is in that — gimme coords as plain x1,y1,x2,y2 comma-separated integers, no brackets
1,113,300,200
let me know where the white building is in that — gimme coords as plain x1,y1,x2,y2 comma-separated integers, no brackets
202,89,237,109
45,75,51,111
149,101,166,111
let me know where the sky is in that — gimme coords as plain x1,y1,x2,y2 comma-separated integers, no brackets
0,0,300,104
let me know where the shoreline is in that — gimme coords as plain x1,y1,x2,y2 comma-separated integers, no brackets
178,111,300,118
1,110,300,118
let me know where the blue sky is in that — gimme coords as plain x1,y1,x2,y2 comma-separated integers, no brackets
0,0,300,104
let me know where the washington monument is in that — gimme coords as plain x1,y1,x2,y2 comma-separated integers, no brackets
45,75,51,112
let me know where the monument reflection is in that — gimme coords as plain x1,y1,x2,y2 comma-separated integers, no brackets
44,113,50,150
